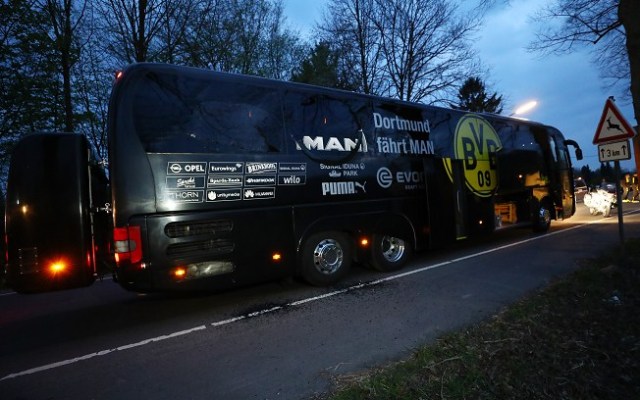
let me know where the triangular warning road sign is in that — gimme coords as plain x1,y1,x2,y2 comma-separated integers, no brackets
593,98,636,144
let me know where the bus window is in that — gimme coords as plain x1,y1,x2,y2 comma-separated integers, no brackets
285,92,365,138
551,130,570,169
132,72,284,154
284,92,370,154
372,103,432,157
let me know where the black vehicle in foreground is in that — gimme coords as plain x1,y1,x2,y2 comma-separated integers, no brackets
4,133,112,293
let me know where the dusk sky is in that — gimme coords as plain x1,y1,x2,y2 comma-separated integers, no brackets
282,0,637,172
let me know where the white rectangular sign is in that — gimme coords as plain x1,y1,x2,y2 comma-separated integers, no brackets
598,139,632,162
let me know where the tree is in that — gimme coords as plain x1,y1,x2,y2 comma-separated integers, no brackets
291,41,357,89
181,0,304,79
529,0,640,127
451,76,503,114
318,0,384,95
372,0,479,103
97,0,175,63
39,0,87,133
318,0,481,103
0,0,63,191
1,1,55,134
579,164,593,185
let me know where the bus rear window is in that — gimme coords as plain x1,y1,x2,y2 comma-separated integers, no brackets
131,72,284,154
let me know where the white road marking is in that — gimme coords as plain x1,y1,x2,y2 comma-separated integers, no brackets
2,210,639,381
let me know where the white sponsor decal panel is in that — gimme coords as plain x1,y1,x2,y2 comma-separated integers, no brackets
164,161,307,203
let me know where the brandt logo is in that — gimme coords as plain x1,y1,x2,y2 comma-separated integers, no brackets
246,163,277,174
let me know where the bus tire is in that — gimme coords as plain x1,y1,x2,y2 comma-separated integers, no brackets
532,200,551,232
370,234,412,272
301,231,351,286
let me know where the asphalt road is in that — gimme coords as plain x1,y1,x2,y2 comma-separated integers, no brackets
1,203,639,400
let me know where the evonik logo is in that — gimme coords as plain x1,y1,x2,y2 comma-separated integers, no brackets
376,167,424,189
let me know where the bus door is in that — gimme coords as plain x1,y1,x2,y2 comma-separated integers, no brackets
450,159,469,240
424,159,467,247
551,134,576,218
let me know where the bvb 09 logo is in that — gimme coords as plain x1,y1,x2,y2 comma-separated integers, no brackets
448,114,502,197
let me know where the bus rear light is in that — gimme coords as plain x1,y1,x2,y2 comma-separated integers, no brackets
173,267,187,279
48,259,68,275
271,252,282,262
113,226,143,265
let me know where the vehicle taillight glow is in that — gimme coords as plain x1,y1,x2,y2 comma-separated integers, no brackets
48,260,68,275
173,267,187,279
113,225,142,265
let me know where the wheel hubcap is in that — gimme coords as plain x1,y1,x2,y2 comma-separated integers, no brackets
313,239,343,275
539,207,551,225
381,236,406,263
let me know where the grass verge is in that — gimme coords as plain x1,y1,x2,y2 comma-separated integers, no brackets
322,239,640,399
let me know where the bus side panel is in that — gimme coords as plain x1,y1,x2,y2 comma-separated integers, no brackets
5,134,95,292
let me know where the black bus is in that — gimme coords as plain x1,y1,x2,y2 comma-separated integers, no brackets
4,133,112,293
105,63,582,292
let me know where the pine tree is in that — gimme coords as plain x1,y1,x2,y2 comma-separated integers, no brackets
452,77,503,114
291,41,357,90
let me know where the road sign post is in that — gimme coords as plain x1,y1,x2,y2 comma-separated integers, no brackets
593,97,636,256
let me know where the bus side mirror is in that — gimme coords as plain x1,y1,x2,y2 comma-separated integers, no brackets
564,139,583,161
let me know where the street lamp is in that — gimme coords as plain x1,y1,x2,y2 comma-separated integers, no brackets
510,100,538,117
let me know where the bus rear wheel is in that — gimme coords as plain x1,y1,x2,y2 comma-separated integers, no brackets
369,234,412,272
301,231,351,286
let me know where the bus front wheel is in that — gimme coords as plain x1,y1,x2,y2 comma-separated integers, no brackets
301,232,352,286
369,234,412,272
